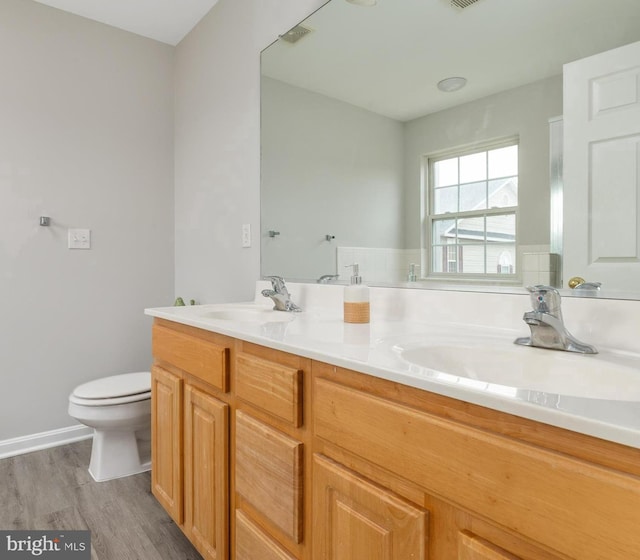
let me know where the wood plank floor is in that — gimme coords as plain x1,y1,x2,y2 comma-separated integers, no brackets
0,440,202,559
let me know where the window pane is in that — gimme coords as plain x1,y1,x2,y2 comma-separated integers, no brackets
460,181,487,212
446,244,459,273
432,218,456,244
433,186,457,214
460,245,485,273
459,152,486,183
457,216,485,242
432,245,444,273
486,214,516,242
434,158,458,187
431,245,460,273
488,145,518,179
488,177,518,208
487,244,517,274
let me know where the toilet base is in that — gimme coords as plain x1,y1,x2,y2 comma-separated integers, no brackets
88,428,151,482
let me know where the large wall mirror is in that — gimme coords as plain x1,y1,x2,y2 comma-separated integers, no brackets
261,0,640,298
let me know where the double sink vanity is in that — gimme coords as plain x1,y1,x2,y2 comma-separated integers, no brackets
145,282,640,560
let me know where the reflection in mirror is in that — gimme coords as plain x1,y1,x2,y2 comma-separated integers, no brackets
261,0,640,297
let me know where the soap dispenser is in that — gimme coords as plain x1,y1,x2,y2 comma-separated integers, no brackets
407,263,419,282
344,263,370,324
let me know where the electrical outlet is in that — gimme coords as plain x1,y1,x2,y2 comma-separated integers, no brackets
241,224,251,248
68,228,91,249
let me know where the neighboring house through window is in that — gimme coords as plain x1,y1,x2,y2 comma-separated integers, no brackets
425,139,518,279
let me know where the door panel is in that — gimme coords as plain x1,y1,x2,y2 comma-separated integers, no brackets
563,40,640,289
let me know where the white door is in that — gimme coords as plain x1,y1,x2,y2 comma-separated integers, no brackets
563,40,640,293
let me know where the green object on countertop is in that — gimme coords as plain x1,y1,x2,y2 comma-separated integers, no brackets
190,299,196,306
174,297,185,306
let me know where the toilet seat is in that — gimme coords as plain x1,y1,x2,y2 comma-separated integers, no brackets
69,391,151,407
70,371,151,407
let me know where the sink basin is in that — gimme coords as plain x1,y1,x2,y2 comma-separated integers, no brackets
399,343,640,401
201,306,296,323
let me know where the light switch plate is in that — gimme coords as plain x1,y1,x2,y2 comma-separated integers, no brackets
68,228,91,249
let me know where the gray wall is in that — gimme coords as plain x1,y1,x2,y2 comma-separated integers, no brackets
404,75,563,249
174,0,326,303
261,77,405,280
0,0,174,441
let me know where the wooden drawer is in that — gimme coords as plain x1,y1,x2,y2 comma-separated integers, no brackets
236,511,297,560
459,532,521,560
313,376,640,560
152,323,229,391
236,353,303,426
235,411,303,543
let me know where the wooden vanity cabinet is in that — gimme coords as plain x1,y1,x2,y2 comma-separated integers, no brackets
150,319,640,560
151,321,231,560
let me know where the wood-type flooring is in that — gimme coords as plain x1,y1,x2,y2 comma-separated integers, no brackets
0,440,202,559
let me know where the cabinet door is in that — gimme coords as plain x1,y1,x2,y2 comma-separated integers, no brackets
151,365,183,524
184,384,229,560
313,454,428,560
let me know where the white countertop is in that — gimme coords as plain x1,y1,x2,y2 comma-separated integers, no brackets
145,283,640,449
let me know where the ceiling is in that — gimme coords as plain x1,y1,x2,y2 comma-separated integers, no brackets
32,0,219,45
262,0,640,121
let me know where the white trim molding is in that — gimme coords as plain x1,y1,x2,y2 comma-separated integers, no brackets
0,425,93,460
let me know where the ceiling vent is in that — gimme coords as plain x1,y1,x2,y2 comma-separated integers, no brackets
451,0,481,8
280,24,313,44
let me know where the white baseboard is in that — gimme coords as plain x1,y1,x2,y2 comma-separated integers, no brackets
0,425,93,460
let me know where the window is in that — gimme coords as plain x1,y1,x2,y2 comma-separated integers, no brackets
426,140,518,279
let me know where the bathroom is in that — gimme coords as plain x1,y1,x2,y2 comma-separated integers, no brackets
1,0,640,558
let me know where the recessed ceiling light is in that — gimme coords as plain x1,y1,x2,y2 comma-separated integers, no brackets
346,0,377,6
437,77,467,92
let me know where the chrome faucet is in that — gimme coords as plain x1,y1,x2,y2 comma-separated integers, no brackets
317,274,339,284
261,276,302,312
514,285,597,354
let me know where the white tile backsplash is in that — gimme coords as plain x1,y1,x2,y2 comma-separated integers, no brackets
520,247,560,287
337,247,421,283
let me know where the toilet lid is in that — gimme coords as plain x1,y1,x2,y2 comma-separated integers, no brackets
73,372,151,400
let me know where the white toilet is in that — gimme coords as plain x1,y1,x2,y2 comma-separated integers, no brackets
68,371,152,482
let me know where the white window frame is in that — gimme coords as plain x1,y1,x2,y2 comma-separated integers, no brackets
422,137,520,283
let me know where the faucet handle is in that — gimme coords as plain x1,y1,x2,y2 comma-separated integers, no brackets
264,275,286,292
526,285,562,315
